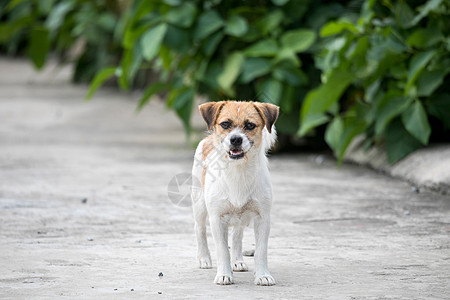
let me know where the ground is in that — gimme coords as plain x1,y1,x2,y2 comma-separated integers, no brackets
0,58,449,299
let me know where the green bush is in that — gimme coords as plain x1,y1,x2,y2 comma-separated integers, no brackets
0,0,124,82
91,0,340,133
301,0,450,163
1,0,449,163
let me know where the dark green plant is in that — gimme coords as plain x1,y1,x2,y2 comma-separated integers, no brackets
0,0,124,82
300,0,450,163
87,0,356,134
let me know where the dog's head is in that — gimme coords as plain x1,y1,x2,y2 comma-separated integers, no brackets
199,101,279,160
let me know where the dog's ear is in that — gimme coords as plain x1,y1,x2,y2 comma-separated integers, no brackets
199,101,225,131
254,102,279,133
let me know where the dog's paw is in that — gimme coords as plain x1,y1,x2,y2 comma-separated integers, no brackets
232,261,248,272
254,274,276,286
199,256,212,269
214,274,233,285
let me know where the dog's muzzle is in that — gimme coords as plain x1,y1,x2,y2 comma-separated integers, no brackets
228,135,245,159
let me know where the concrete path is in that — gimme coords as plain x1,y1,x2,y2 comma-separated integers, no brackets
0,58,449,299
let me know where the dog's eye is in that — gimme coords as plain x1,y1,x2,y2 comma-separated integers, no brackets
220,121,231,129
245,122,256,130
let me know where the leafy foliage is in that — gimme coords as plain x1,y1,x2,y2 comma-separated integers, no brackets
1,0,449,164
0,0,124,82
301,0,450,163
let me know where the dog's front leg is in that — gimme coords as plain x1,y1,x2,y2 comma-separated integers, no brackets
210,216,233,285
231,226,248,272
254,215,276,286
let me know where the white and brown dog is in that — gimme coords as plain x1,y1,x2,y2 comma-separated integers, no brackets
191,100,279,286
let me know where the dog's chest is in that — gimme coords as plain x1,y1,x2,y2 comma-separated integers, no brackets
221,199,260,226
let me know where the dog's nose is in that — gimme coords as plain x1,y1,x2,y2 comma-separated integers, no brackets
230,136,242,146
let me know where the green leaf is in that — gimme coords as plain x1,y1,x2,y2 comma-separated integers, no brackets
45,0,74,33
299,113,330,136
271,0,290,5
407,28,443,48
118,50,132,90
409,0,443,27
273,48,301,66
243,39,278,57
279,84,297,114
257,10,283,35
280,29,316,53
194,10,224,40
330,114,367,164
123,24,151,50
320,21,358,37
385,119,422,164
416,69,448,97
136,82,169,111
85,67,117,100
240,58,272,83
405,50,437,95
273,67,307,86
168,87,195,133
202,31,224,56
257,78,283,105
325,116,343,152
163,0,182,5
426,93,450,128
217,51,244,94
395,0,415,29
26,26,50,69
141,23,167,61
0,22,25,42
299,70,354,136
163,24,190,53
224,14,248,37
374,92,413,135
165,2,197,28
401,101,431,145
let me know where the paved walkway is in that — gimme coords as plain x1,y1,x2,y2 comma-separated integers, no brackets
1,58,449,299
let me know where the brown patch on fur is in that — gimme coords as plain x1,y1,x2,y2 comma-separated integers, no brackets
202,136,215,161
221,199,261,218
199,101,226,131
253,102,279,133
201,167,207,188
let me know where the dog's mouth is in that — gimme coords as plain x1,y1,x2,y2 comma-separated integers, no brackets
229,148,245,160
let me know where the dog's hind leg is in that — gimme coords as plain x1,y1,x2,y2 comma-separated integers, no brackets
231,226,248,272
192,196,212,269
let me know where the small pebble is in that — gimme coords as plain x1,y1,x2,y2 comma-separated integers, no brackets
87,238,94,241
158,272,163,278
81,198,88,203
243,249,255,257
114,288,117,291
158,291,162,294
411,186,420,193
315,155,325,165
131,288,134,291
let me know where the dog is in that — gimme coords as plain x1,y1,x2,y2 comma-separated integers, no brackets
191,100,279,286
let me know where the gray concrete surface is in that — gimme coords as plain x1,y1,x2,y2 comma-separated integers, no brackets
1,58,449,299
345,137,450,195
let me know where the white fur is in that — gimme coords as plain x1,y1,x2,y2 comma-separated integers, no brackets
191,126,277,286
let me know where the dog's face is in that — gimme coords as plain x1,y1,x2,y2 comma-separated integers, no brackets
199,101,279,160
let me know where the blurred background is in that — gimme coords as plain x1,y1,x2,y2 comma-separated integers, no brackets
1,0,449,162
